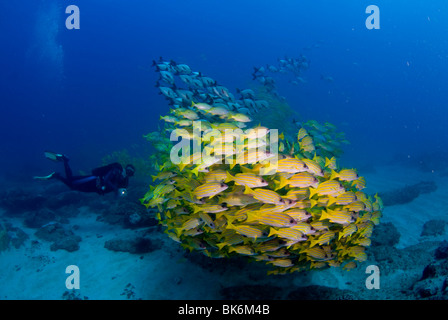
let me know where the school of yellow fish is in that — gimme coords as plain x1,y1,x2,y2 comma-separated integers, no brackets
142,61,383,275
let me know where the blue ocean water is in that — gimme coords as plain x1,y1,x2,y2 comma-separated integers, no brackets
1,0,447,178
0,0,448,300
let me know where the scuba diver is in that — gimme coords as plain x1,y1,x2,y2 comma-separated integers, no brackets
34,151,135,197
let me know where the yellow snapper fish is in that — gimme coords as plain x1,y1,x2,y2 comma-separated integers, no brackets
243,126,270,139
265,158,308,174
245,211,297,228
244,186,285,205
301,158,324,177
338,223,358,240
255,239,287,252
330,169,359,181
225,172,268,188
268,227,307,242
310,231,336,247
160,115,178,123
343,201,366,212
283,208,312,222
352,237,371,247
226,222,267,240
352,176,366,190
151,170,177,181
346,246,367,262
191,102,212,110
268,258,294,268
190,156,222,177
212,122,241,131
174,119,193,127
204,144,236,157
204,170,227,183
278,172,319,189
327,191,357,206
297,127,308,141
198,212,216,229
283,188,309,201
175,109,199,120
290,222,316,235
227,112,252,123
309,180,345,198
320,208,355,225
228,245,256,256
310,220,331,231
218,192,258,207
267,248,290,258
260,200,297,213
193,203,228,214
234,150,276,167
324,156,337,170
216,230,245,250
204,106,229,116
291,200,311,209
299,135,314,147
303,247,333,261
178,217,203,232
193,182,228,199
372,194,384,211
343,261,357,271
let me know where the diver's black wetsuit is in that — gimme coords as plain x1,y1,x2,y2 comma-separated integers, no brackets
55,158,129,195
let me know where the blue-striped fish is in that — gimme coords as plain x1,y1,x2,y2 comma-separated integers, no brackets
343,201,366,212
347,246,367,262
309,180,345,198
324,156,337,169
193,182,228,199
284,188,309,201
310,231,336,247
327,191,357,206
278,172,319,189
244,186,285,205
269,158,308,174
204,170,227,183
191,102,212,110
290,222,316,235
243,126,269,140
268,227,306,242
320,208,354,225
246,211,297,228
225,172,268,188
283,209,311,222
226,222,267,240
179,217,202,232
331,169,358,181
297,127,308,140
302,158,324,177
255,239,287,252
304,247,331,261
216,230,245,249
338,224,357,240
193,203,228,214
352,176,366,190
228,245,256,256
219,192,258,207
227,112,252,123
268,258,294,268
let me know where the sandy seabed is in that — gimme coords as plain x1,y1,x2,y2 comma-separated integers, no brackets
0,164,447,300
